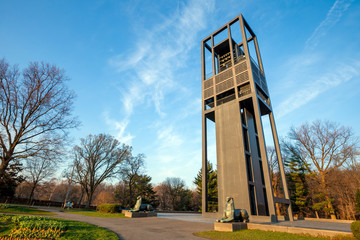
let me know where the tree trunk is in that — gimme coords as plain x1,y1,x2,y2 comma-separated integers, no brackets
48,187,55,201
128,178,133,207
28,183,37,205
320,173,336,219
86,190,93,208
0,157,10,176
78,189,84,205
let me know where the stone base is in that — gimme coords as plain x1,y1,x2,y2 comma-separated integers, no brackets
123,210,157,218
214,222,247,232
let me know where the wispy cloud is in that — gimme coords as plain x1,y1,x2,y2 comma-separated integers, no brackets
150,124,202,187
275,0,355,118
103,111,135,145
276,61,360,118
305,0,353,50
106,0,215,144
156,125,184,152
105,0,216,186
109,0,215,118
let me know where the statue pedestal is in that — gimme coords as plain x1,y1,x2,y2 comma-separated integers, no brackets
123,210,157,218
214,222,247,232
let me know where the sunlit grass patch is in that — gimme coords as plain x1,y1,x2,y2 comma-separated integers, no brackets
0,204,55,215
64,209,126,218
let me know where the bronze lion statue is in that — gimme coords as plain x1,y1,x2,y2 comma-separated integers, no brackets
216,197,249,223
131,196,154,212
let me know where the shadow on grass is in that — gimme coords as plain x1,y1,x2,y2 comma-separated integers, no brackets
0,222,15,235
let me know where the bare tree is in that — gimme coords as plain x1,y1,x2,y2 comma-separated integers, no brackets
120,153,145,206
289,120,359,218
154,183,171,210
160,177,192,211
73,134,131,208
93,183,116,205
327,169,360,220
0,59,78,195
267,147,282,198
24,153,56,204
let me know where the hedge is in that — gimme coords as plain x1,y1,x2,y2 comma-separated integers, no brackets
352,221,360,240
96,204,121,213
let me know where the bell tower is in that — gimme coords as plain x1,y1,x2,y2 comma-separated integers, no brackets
201,14,293,222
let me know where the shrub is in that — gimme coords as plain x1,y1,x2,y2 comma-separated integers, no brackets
356,189,360,215
97,204,121,213
352,221,360,240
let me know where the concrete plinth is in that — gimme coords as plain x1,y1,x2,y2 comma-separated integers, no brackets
214,222,247,232
123,210,157,218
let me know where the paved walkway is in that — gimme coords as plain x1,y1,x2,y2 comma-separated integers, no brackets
157,213,352,233
36,208,212,240
33,208,352,239
255,219,352,233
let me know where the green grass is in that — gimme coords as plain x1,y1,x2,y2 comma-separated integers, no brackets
58,219,119,239
64,209,126,218
194,230,355,240
0,214,119,240
0,204,56,215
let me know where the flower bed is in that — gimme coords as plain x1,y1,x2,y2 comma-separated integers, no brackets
0,215,67,240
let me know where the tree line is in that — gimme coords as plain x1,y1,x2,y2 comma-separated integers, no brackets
13,175,201,212
0,59,200,211
279,120,359,220
198,120,360,220
1,59,359,219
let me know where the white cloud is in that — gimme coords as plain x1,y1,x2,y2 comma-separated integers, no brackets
275,0,356,118
305,0,353,50
156,125,184,151
105,1,215,170
103,111,135,145
276,61,360,118
109,0,215,118
144,114,203,187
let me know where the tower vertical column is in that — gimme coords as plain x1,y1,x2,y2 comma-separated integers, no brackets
201,14,292,222
269,112,294,221
201,40,208,213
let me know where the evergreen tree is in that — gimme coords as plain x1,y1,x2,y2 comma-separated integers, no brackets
133,174,157,207
284,143,309,218
193,162,218,212
114,174,157,208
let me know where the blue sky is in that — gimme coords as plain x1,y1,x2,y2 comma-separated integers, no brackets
1,0,359,188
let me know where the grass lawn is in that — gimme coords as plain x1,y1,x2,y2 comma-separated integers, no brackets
194,230,355,240
59,218,119,239
64,209,126,218
0,204,56,215
0,214,119,240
